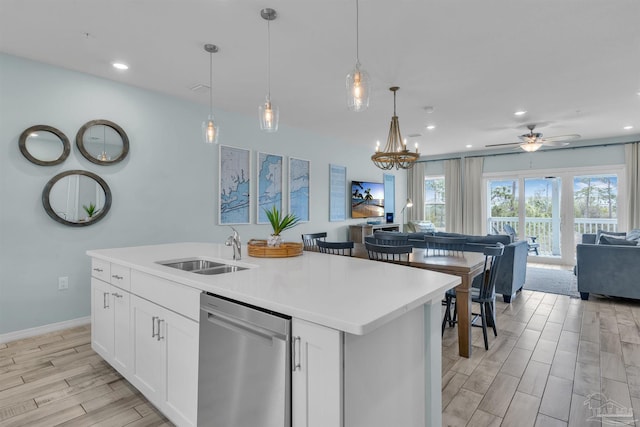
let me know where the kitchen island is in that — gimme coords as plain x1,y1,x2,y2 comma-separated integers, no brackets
87,242,460,427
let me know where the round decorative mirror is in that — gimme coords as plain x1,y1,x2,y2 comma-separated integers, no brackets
19,125,70,166
76,119,129,165
42,170,112,227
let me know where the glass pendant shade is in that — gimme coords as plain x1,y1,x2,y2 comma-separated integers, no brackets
346,63,370,112
520,142,542,152
202,115,219,144
259,98,279,132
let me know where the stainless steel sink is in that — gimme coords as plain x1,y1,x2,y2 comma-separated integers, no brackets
157,258,247,275
196,265,248,275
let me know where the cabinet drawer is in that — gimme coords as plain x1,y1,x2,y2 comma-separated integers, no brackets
131,270,200,321
110,264,131,291
91,259,110,282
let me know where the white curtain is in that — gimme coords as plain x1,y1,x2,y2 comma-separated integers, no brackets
406,162,425,223
463,157,484,235
444,159,463,233
626,142,640,229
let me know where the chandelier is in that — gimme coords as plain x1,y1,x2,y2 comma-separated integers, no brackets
371,87,420,170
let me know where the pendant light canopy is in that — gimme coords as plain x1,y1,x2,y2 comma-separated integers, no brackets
371,87,420,170
202,44,219,144
346,0,370,112
259,8,279,132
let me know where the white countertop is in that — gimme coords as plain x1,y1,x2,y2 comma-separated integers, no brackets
87,242,460,335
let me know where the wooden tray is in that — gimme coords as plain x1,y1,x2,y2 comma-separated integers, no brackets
247,239,304,258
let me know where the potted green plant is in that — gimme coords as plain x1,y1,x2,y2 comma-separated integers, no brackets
83,202,100,219
264,206,300,247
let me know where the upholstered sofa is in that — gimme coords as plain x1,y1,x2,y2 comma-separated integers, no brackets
407,231,529,303
576,232,640,300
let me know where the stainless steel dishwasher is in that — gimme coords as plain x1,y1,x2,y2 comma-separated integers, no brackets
198,292,291,427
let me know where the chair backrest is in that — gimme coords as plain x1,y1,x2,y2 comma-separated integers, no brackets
476,243,505,300
317,240,354,256
365,242,412,265
301,232,327,251
424,235,466,255
502,224,517,242
371,231,409,246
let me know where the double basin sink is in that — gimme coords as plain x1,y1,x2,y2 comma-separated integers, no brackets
158,258,248,276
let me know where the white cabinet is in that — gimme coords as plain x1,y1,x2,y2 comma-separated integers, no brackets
292,318,343,427
91,276,131,376
130,295,198,427
292,307,432,427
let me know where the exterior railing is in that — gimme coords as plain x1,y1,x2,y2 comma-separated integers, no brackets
488,217,618,256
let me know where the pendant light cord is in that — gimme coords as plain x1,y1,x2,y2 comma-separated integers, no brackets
267,18,271,100
355,0,360,65
209,51,213,114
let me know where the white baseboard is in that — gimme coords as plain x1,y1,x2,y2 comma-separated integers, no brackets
0,316,91,344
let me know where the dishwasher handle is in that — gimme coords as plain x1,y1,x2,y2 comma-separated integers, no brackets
203,308,283,346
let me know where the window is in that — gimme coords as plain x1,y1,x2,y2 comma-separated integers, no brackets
424,176,445,230
573,174,618,235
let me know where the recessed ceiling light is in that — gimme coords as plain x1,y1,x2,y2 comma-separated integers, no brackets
623,125,634,130
112,62,129,70
514,110,527,116
426,125,436,130
465,144,473,148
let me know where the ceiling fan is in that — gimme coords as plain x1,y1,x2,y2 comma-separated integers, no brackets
486,124,580,152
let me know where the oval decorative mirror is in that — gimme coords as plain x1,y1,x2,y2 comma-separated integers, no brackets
19,125,70,166
76,119,129,165
42,170,112,227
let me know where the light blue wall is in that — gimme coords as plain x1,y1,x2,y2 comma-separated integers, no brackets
0,53,406,335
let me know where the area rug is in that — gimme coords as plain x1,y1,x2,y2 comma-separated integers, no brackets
523,266,580,298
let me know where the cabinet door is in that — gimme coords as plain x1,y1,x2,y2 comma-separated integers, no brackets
292,319,343,427
163,308,199,427
91,278,113,360
111,288,130,375
130,295,165,403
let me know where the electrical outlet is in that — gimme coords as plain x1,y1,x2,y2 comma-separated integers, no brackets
58,276,69,290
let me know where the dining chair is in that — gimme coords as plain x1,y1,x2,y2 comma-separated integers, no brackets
424,235,466,255
442,243,504,349
301,232,327,252
317,240,354,256
365,242,412,265
371,231,410,246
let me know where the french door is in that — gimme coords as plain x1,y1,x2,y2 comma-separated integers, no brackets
486,167,623,265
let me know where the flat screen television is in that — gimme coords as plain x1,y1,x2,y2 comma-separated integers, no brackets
351,180,385,218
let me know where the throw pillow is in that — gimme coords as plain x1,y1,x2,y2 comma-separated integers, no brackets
598,235,638,246
626,228,640,242
596,230,626,244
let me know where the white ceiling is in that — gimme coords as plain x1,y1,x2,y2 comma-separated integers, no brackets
2,0,640,157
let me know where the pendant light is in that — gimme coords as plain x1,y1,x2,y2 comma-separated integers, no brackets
371,87,420,170
202,44,219,144
259,8,279,132
346,0,370,112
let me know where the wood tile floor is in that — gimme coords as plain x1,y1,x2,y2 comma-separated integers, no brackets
0,325,173,426
1,290,639,426
442,290,640,427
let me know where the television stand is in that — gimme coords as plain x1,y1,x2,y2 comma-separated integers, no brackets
349,223,400,244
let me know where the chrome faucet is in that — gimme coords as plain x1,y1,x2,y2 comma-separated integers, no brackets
225,227,241,260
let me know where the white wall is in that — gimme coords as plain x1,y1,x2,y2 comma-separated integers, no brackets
0,53,406,334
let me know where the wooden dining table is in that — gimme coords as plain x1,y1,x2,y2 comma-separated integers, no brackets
353,243,486,358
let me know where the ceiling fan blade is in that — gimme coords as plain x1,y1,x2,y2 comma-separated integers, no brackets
541,140,570,147
485,142,521,148
543,134,581,142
